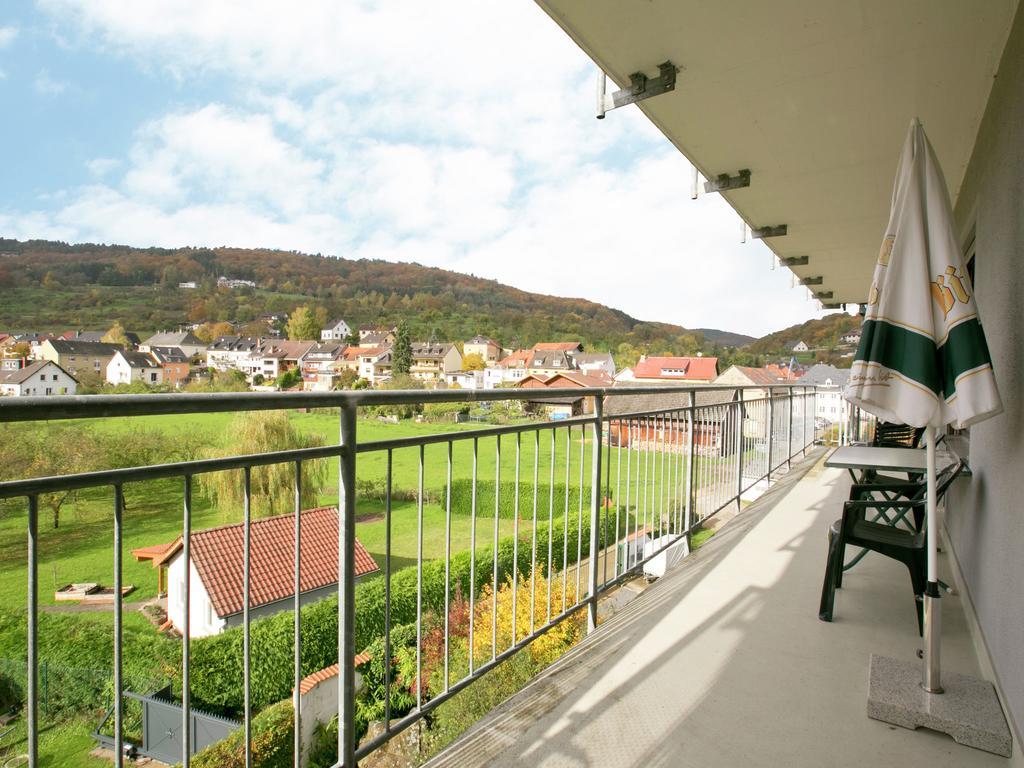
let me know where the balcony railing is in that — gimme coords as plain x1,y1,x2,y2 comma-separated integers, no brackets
0,384,841,767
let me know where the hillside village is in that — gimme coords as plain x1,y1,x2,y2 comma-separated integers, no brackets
0,310,860,428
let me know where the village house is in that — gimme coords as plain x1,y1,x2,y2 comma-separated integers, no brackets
320,319,352,342
0,360,78,397
205,336,262,372
614,354,719,383
791,340,809,352
713,364,792,400
573,352,616,379
840,329,862,345
526,348,576,377
241,340,317,382
482,348,532,389
358,329,396,348
797,363,851,424
516,370,611,418
134,507,379,639
409,343,462,382
463,336,504,366
106,350,164,386
139,330,207,358
346,346,390,385
148,347,191,387
37,338,122,379
443,370,484,390
301,342,347,391
217,276,257,289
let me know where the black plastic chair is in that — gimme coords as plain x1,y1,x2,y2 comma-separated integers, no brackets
818,459,964,635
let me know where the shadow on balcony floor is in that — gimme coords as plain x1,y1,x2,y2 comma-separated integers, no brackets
425,448,1014,768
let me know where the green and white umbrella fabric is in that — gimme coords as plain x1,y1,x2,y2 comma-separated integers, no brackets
845,117,1002,690
846,118,1001,428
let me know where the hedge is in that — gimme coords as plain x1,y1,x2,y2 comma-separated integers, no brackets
188,509,633,715
190,698,293,768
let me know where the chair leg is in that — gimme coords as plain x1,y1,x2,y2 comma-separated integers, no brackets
906,553,926,637
819,525,842,622
834,544,844,589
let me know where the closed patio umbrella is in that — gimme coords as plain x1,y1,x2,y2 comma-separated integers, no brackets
845,118,1002,693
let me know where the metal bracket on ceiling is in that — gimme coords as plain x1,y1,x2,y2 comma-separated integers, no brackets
799,276,823,286
780,255,808,266
597,61,678,119
704,169,751,194
821,302,844,310
752,225,787,239
813,290,834,300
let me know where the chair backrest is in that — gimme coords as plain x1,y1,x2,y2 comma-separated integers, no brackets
873,421,926,448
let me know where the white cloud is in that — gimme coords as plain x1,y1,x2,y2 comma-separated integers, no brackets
86,157,120,177
33,69,68,95
7,1,830,336
0,26,17,48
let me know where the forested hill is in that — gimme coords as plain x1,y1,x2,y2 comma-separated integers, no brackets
0,238,753,359
746,313,862,356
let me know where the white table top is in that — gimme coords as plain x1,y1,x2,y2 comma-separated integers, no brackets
825,446,928,473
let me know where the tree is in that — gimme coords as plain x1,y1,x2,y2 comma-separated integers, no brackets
463,352,485,371
102,321,130,348
194,321,235,343
286,305,326,341
198,412,327,518
392,322,412,375
334,368,358,389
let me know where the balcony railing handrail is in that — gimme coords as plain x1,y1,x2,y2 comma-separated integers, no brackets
0,383,819,422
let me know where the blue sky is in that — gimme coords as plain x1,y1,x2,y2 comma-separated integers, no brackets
0,1,836,337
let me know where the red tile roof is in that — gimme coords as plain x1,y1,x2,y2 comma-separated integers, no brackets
496,349,532,369
160,506,379,618
533,342,582,352
632,356,719,381
296,654,372,695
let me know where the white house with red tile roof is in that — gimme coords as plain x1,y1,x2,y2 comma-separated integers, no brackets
157,507,379,638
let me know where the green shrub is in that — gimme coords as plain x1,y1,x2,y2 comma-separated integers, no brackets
188,508,636,716
190,698,293,768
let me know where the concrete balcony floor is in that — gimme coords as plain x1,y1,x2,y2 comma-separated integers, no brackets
427,449,1017,768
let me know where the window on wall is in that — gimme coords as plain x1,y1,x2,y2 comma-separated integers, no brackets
206,601,214,626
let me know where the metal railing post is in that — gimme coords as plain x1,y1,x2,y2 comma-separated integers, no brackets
801,387,808,454
786,389,795,468
338,403,357,768
734,391,744,511
27,495,38,767
587,396,603,633
113,485,124,768
684,392,695,546
766,393,775,484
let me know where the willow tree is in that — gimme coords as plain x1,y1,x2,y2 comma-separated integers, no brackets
199,411,327,518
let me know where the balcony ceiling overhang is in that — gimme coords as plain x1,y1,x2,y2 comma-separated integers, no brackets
536,0,1018,304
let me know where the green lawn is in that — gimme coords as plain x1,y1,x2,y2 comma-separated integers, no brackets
0,411,722,615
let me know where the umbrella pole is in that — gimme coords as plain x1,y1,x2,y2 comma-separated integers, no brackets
922,425,943,693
